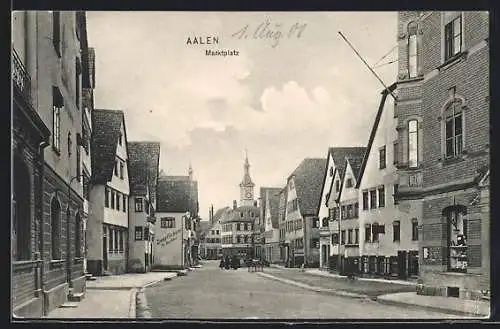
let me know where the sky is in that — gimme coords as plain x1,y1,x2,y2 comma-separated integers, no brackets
86,12,398,220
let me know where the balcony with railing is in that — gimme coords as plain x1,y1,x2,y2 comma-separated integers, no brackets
12,48,32,104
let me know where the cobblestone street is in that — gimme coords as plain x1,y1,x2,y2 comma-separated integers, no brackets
145,261,462,319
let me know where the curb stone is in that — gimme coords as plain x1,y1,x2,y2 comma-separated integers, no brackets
135,288,152,318
375,295,489,318
128,288,137,318
256,272,370,300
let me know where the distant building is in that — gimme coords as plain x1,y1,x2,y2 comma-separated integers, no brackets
278,187,288,264
154,170,198,268
260,188,282,263
283,158,327,267
127,141,160,273
220,201,259,258
88,109,131,276
201,220,222,260
396,11,489,299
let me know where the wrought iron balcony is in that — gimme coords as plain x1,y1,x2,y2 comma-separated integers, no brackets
12,48,32,103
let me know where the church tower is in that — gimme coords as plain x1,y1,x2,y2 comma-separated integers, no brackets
239,149,255,206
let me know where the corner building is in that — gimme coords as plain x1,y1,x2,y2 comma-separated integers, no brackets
395,11,489,300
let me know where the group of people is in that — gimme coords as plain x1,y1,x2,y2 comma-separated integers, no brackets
219,255,241,270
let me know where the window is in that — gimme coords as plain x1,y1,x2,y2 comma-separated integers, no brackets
83,172,90,200
372,224,385,242
329,167,334,176
445,205,468,272
119,230,124,251
119,162,124,179
341,206,346,219
347,205,353,218
311,238,320,249
365,224,371,243
118,132,122,146
393,142,399,165
412,218,419,241
114,160,119,177
322,217,329,227
335,180,340,192
76,147,81,182
237,223,241,230
135,226,143,240
161,217,175,229
123,196,127,212
52,87,62,152
244,235,248,243
393,220,401,242
331,233,339,245
75,58,81,109
67,132,73,157
407,21,418,78
346,178,353,188
362,192,369,210
237,236,241,243
408,120,419,168
52,11,61,57
135,197,143,212
110,190,115,209
216,230,219,235
354,203,359,218
445,88,463,159
75,213,81,257
341,230,346,245
109,227,114,251
105,187,110,207
379,146,386,169
393,184,399,205
312,217,319,228
355,228,359,244
51,198,61,259
347,229,353,244
249,224,253,230
370,190,377,209
445,15,462,61
378,186,385,208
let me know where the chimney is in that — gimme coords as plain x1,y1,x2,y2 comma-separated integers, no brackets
233,200,237,210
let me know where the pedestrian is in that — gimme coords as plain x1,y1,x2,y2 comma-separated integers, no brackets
219,257,225,269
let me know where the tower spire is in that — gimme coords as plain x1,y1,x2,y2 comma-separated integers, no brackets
188,161,193,180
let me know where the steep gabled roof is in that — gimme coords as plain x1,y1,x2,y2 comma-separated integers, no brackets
213,206,231,224
156,176,198,214
260,187,281,229
337,151,366,201
127,141,160,198
289,158,327,216
356,83,397,189
91,109,127,184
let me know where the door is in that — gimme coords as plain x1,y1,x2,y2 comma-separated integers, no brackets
102,235,108,273
397,250,407,279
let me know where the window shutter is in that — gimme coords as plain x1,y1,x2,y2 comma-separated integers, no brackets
467,245,481,268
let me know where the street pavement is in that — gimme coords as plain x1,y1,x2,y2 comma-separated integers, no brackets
145,261,464,319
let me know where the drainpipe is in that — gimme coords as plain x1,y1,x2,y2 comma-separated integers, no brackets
38,140,49,315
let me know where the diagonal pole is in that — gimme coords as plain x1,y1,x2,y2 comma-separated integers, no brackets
338,31,397,101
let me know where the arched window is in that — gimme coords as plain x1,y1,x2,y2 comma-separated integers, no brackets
75,213,81,258
442,87,465,159
407,21,419,78
51,197,62,260
443,205,467,272
13,156,31,261
408,119,419,168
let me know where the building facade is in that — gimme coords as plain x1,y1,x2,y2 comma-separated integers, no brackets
87,109,130,276
277,188,288,265
396,11,489,299
283,158,326,268
12,11,93,316
154,172,198,268
202,221,222,260
318,147,366,270
220,202,259,258
127,142,160,273
356,84,419,279
12,11,52,318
